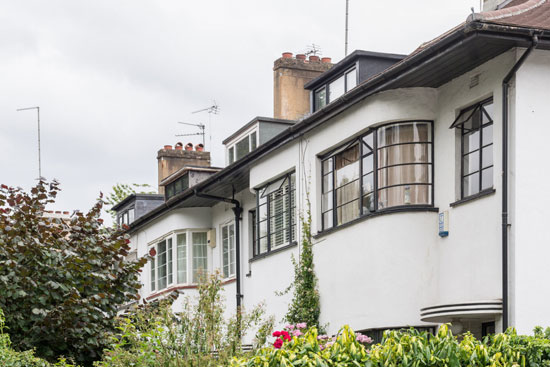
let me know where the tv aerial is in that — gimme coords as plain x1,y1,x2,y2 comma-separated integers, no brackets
192,100,219,148
176,122,205,146
305,44,322,57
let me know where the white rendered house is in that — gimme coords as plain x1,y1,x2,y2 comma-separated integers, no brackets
115,0,550,342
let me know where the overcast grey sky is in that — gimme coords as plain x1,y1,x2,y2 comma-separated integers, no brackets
0,0,478,216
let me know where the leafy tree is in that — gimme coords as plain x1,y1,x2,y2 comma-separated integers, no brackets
0,180,146,365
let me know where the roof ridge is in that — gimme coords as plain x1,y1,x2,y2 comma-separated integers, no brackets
479,0,546,20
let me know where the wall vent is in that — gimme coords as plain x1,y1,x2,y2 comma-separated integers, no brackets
470,74,480,89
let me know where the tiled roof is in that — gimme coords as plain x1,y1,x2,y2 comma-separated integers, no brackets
477,0,550,30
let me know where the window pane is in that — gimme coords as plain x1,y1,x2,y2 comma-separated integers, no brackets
378,165,430,188
362,172,374,194
177,233,187,284
463,108,482,132
128,209,135,224
482,167,493,190
482,125,493,146
378,185,431,208
259,237,268,254
228,147,235,164
322,191,333,212
362,154,373,174
250,132,257,150
323,172,333,193
378,144,431,168
378,122,431,147
346,69,357,91
463,173,480,197
259,220,268,238
482,145,493,168
222,226,229,278
167,238,173,285
482,102,494,122
336,180,360,206
322,211,333,229
157,240,167,290
258,203,267,221
362,133,374,153
150,257,156,292
463,151,480,176
192,232,207,283
335,145,359,187
463,130,480,153
322,158,333,173
363,192,375,214
336,200,360,225
222,224,235,278
328,76,345,102
166,184,174,198
235,136,250,161
315,88,326,110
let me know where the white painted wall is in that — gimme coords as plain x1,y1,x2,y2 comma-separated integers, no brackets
511,48,550,334
431,50,517,313
127,48,550,338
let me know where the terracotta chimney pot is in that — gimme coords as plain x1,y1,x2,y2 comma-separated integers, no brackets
175,142,183,150
164,144,173,150
322,57,332,63
195,143,204,152
185,143,193,151
296,54,306,60
282,52,293,58
309,55,320,62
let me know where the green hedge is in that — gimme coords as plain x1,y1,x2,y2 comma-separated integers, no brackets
1,309,75,367
231,324,550,367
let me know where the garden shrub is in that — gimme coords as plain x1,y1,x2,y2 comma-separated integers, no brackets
0,309,75,367
231,323,550,367
95,271,275,367
0,181,145,365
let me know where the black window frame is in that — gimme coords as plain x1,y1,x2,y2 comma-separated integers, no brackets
165,173,189,200
313,66,358,112
451,97,494,199
321,120,435,231
254,171,296,258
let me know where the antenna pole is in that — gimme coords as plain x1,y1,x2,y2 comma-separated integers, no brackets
345,0,349,56
17,106,41,178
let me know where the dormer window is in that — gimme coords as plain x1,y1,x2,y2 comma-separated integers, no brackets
165,173,189,199
117,207,135,227
226,130,258,165
313,68,357,112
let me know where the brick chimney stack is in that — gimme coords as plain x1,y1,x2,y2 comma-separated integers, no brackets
157,143,211,194
273,52,333,121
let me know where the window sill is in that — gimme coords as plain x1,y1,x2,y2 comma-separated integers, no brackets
249,241,298,263
450,188,495,208
313,206,439,239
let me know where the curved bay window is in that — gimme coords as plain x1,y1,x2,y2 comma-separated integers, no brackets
321,121,433,230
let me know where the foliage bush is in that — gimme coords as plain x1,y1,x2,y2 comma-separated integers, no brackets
95,271,275,367
231,324,550,367
0,181,146,365
279,198,321,330
0,309,75,367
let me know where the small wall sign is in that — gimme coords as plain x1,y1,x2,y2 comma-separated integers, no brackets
439,211,449,237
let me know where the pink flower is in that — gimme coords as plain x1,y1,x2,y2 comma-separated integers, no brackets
296,322,307,329
274,338,283,349
272,331,281,337
285,324,295,330
292,330,303,337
